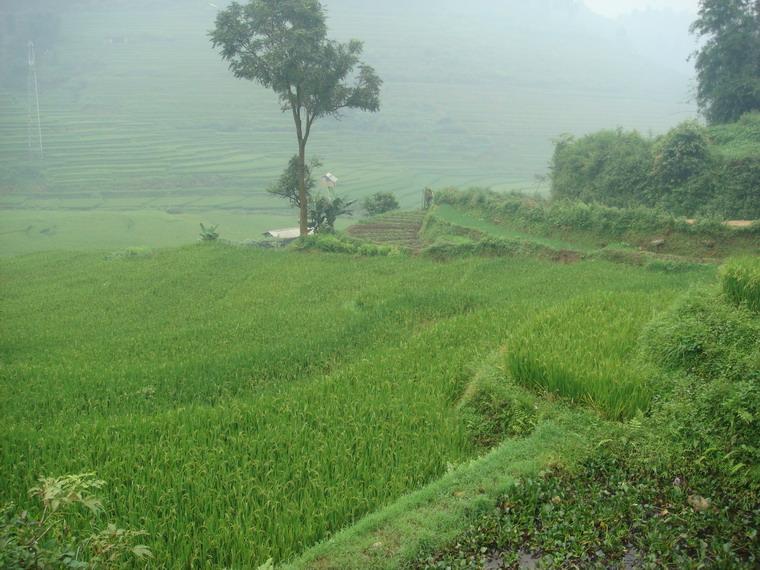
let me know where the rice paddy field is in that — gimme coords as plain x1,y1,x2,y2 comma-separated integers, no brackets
0,1,697,256
0,243,714,567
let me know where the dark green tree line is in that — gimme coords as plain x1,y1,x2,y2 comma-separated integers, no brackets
691,0,760,124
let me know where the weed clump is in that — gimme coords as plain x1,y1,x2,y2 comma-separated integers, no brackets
457,366,537,448
721,256,760,312
642,284,760,486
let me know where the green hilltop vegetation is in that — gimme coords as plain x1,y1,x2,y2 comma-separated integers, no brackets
551,113,760,220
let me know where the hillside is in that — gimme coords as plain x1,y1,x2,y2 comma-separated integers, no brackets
1,1,694,217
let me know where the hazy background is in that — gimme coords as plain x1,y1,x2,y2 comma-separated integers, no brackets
0,0,701,252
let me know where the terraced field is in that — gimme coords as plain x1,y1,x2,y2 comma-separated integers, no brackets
346,211,425,251
0,243,711,567
1,1,695,258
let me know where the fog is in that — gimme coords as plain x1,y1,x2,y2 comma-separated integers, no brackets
0,0,700,231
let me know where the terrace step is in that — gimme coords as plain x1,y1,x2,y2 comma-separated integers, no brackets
346,211,426,252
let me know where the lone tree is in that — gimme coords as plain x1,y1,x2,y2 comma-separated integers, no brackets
210,0,381,235
691,0,760,124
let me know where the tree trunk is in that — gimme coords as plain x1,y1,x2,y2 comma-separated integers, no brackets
298,142,308,236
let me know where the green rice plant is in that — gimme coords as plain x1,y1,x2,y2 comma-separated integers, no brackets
721,257,760,312
0,246,708,566
506,293,661,420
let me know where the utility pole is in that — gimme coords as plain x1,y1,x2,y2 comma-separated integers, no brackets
27,41,43,158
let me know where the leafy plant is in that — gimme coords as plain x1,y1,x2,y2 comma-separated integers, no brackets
199,223,219,241
691,0,760,124
0,473,151,569
309,192,355,234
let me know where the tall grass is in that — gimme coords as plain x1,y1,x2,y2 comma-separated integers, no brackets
0,246,708,565
721,257,760,312
506,293,663,420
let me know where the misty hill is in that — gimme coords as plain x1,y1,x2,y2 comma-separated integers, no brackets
1,0,696,213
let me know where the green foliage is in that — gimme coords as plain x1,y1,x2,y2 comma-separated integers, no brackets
363,192,400,217
268,156,322,209
549,118,760,219
691,0,760,124
650,121,716,215
721,257,760,311
708,112,760,158
456,368,537,448
419,280,760,569
198,223,219,241
642,286,760,484
0,474,151,569
714,155,760,221
506,293,660,420
310,193,355,233
417,441,760,569
436,188,678,236
210,0,381,232
422,236,550,260
642,287,760,380
551,129,653,207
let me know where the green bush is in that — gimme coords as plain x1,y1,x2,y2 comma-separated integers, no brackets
641,288,760,383
551,129,653,207
721,257,760,312
363,192,400,216
549,118,760,219
0,473,151,569
715,156,760,220
642,286,760,486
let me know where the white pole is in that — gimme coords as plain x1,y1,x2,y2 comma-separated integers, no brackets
28,41,43,158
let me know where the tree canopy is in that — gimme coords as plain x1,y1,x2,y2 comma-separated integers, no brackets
210,0,381,235
691,0,760,124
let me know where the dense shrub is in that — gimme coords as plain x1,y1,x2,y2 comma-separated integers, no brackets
715,156,760,220
642,286,760,487
550,118,760,219
551,129,653,207
650,122,718,216
642,288,760,382
363,192,400,216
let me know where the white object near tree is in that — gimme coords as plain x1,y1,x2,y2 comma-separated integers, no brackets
320,173,338,189
263,228,313,239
